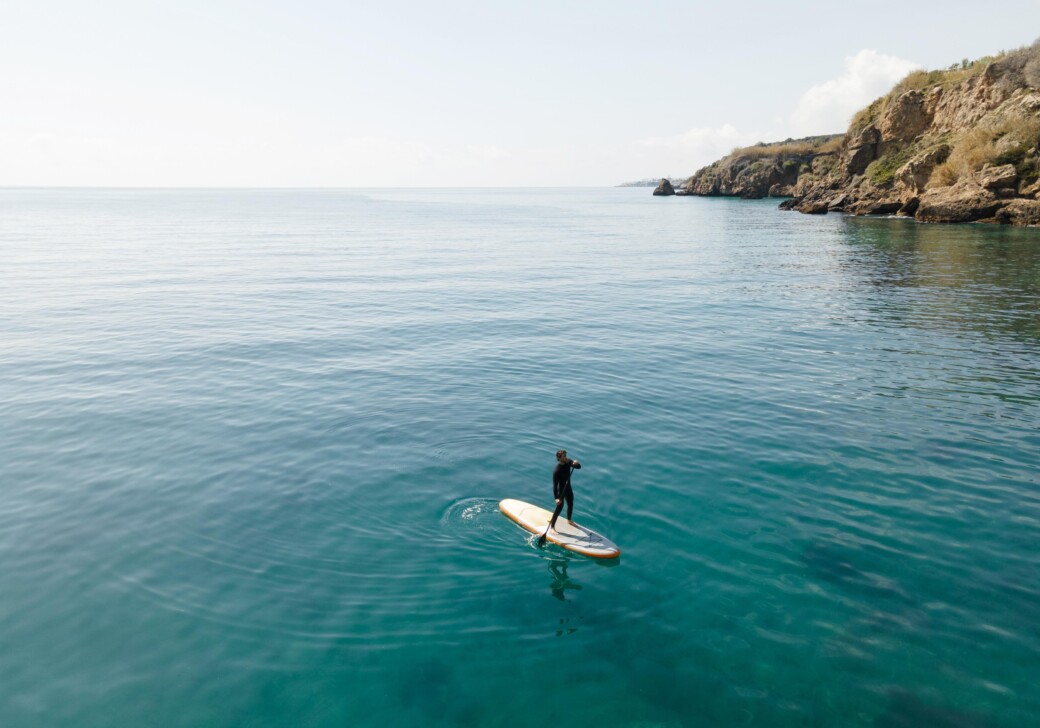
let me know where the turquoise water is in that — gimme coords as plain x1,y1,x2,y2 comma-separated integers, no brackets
1,188,1038,727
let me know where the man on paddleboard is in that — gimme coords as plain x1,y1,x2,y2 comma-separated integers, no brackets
539,449,581,546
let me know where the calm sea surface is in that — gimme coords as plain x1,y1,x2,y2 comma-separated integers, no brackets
1,188,1038,727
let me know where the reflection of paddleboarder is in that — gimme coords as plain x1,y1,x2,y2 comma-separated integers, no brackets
538,450,581,546
548,560,582,601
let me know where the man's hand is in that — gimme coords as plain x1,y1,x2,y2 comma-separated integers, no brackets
555,499,562,505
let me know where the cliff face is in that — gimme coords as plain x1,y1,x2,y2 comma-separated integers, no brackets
785,44,1040,224
682,135,843,199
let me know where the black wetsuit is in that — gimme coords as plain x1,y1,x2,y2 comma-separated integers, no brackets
548,458,581,530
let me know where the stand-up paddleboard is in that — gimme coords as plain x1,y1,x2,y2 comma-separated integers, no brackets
499,499,620,559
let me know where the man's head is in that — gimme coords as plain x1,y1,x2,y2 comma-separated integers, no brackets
556,449,567,462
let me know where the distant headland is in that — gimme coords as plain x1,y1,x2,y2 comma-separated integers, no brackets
618,178,685,188
655,41,1040,226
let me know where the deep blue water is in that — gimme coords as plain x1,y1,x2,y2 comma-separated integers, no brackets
1,188,1038,727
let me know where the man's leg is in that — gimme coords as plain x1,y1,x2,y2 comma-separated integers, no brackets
547,498,566,532
564,485,574,521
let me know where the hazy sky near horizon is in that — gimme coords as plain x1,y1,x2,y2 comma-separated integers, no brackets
3,1,1040,187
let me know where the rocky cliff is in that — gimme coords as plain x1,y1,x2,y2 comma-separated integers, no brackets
681,135,843,199
653,178,676,196
783,43,1040,224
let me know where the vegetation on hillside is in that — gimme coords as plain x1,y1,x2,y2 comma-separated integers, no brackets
931,114,1040,187
845,40,1040,190
729,135,842,159
852,43,1038,126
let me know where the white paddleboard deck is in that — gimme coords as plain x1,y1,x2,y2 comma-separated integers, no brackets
499,498,620,559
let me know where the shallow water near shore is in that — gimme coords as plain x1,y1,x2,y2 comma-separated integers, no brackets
1,188,1038,727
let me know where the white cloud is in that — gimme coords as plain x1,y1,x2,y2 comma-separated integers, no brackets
789,49,921,136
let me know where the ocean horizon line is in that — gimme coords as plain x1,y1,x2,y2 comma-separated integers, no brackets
0,184,635,192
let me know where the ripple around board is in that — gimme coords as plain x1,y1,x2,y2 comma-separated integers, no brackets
439,497,517,549
439,497,498,531
439,496,622,564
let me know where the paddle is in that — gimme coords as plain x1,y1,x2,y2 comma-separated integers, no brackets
537,509,558,547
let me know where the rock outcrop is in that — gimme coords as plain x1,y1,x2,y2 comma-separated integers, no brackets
916,178,1002,222
680,136,843,199
652,178,676,196
783,43,1040,225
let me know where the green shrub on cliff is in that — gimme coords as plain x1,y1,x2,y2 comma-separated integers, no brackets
993,118,1040,183
866,146,915,187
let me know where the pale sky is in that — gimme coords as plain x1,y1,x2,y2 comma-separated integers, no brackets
3,1,1039,187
